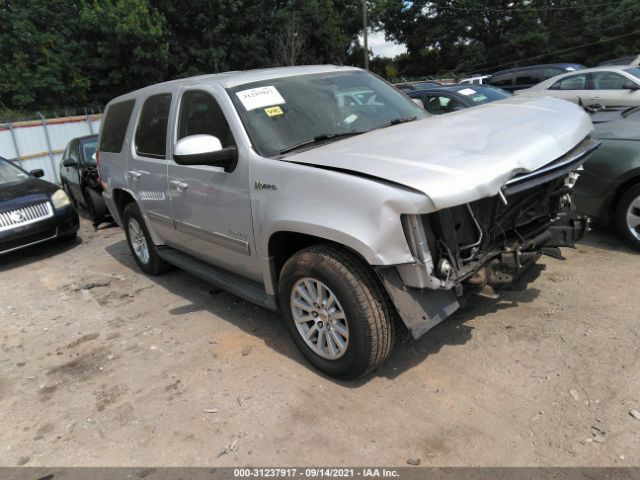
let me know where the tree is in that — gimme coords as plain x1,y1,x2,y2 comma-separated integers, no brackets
78,0,169,105
275,12,308,66
0,0,87,112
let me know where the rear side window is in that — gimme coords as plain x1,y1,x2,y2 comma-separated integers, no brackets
515,69,541,85
489,73,512,87
135,93,172,159
100,100,135,153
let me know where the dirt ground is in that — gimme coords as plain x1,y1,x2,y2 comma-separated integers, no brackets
1,216,639,467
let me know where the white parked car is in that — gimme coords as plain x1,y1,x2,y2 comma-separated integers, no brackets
459,75,490,85
515,66,640,107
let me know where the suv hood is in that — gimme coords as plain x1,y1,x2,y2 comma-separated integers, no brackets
284,96,593,210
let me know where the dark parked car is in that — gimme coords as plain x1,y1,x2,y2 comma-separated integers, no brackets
0,157,78,255
407,85,511,114
394,81,442,93
487,63,586,92
60,134,108,223
573,106,640,250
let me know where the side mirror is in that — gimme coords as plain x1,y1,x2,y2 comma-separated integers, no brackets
62,158,78,168
623,83,640,91
30,169,45,178
174,134,237,171
411,98,425,109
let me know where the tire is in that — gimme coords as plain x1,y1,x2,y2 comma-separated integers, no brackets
123,202,171,275
279,244,395,380
615,183,640,251
84,187,107,222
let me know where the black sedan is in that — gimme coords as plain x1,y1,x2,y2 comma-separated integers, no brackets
407,85,512,115
0,157,79,255
60,134,108,223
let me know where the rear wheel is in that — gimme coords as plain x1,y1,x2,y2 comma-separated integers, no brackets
614,183,640,252
279,244,395,379
84,187,107,222
123,203,171,275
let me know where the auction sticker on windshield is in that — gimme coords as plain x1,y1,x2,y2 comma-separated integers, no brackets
459,88,477,95
236,86,286,111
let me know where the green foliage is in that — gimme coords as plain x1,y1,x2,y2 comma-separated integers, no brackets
3,0,638,114
0,0,362,114
377,0,640,77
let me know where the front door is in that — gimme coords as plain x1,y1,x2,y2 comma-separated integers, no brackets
589,71,640,107
127,92,175,241
167,89,258,281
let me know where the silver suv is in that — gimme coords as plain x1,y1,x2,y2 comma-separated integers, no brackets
98,65,597,379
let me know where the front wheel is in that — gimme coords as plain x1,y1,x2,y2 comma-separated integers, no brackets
279,244,396,380
614,183,640,252
123,203,171,275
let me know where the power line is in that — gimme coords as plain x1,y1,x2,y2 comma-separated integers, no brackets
431,1,626,13
445,5,640,74
452,28,640,74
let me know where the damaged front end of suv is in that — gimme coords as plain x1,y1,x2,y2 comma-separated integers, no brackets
378,136,599,338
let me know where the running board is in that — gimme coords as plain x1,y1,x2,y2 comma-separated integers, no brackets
157,246,279,311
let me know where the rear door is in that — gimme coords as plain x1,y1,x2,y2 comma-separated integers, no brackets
547,73,591,104
167,88,258,281
128,92,175,241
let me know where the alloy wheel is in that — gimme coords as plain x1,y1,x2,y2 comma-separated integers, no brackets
627,194,640,241
128,218,150,264
290,277,349,360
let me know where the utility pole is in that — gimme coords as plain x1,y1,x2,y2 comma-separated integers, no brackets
363,0,369,70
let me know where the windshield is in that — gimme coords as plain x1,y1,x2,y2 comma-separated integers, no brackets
455,86,511,104
82,139,98,164
0,158,29,185
228,70,427,157
625,67,640,80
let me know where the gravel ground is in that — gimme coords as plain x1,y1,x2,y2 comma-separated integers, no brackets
0,217,639,467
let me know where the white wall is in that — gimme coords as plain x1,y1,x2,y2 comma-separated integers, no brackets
0,115,102,184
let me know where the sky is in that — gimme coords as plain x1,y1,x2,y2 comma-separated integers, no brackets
360,30,407,58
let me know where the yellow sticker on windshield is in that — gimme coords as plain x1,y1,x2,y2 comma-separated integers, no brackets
265,106,284,117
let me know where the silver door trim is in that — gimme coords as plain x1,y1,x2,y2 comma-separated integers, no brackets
147,210,174,227
175,220,250,256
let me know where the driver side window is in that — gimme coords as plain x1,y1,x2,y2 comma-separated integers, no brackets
178,91,235,148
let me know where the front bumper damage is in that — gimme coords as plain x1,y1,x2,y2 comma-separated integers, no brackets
378,137,598,339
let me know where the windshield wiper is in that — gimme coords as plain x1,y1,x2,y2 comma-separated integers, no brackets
279,131,365,155
388,115,417,126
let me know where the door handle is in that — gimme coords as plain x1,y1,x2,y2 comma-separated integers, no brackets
170,180,189,191
128,170,142,180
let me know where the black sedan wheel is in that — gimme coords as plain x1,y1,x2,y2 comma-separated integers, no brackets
615,183,640,251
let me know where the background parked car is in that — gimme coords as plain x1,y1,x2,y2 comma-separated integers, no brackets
394,81,442,93
459,75,490,85
486,63,586,92
408,85,511,115
598,54,640,67
515,66,640,108
0,156,78,255
573,106,640,250
60,134,108,223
